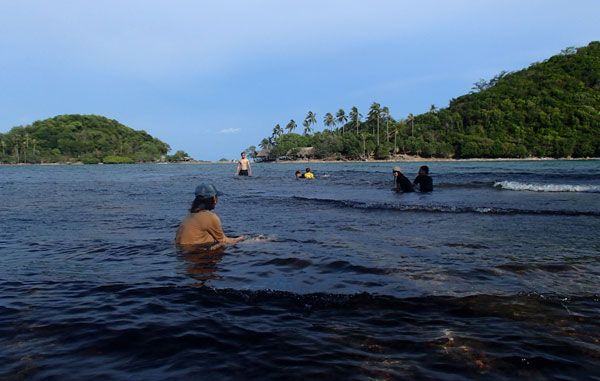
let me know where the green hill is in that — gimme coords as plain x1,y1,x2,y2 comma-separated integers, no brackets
259,41,600,160
439,40,600,158
0,114,171,164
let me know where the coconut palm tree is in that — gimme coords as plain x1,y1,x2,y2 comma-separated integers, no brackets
272,124,283,139
349,106,362,134
382,106,390,142
323,113,335,131
23,133,29,163
408,113,415,137
368,102,381,146
305,111,317,133
286,120,297,134
335,109,348,133
259,138,271,151
302,120,311,135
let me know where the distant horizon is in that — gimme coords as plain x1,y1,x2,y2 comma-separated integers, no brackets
1,1,599,161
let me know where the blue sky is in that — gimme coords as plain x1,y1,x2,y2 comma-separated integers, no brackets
1,1,599,161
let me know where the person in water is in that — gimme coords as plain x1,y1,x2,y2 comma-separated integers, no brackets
234,152,252,176
393,166,414,192
304,167,315,179
413,165,433,192
295,171,304,178
175,183,246,247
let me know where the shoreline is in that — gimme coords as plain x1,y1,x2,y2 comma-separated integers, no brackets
1,156,598,166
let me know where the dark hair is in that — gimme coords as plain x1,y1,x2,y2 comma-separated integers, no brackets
295,171,301,175
305,168,310,172
420,165,429,174
190,195,216,213
241,152,245,156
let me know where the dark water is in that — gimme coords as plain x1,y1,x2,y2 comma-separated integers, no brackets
1,160,599,379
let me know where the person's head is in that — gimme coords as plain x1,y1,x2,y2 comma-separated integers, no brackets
419,165,429,175
305,168,311,173
240,152,246,158
393,166,402,177
190,183,222,213
295,171,302,178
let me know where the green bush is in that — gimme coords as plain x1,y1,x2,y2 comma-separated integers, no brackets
103,155,134,164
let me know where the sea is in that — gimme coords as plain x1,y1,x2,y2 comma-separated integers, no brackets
1,160,599,380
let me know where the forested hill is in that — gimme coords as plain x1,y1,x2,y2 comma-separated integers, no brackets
0,114,171,164
258,41,600,160
441,40,600,158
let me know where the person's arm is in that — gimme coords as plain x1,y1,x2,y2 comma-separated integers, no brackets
221,235,247,244
208,213,246,244
248,160,252,176
234,161,240,176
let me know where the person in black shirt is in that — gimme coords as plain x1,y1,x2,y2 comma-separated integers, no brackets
393,166,414,192
413,165,433,192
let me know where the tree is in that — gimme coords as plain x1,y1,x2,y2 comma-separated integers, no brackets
382,106,390,142
335,109,348,133
323,113,335,131
245,145,257,159
349,106,362,134
408,113,415,137
368,102,381,145
302,120,311,135
272,124,283,139
305,111,317,133
259,137,272,151
285,120,297,134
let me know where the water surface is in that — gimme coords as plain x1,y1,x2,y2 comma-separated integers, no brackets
1,160,599,379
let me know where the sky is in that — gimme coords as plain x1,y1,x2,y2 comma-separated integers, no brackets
1,1,599,161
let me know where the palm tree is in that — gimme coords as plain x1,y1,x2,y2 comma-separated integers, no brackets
272,124,283,139
323,113,335,131
286,120,297,134
31,138,37,157
368,102,381,146
23,133,29,163
14,141,20,163
302,120,311,135
259,138,271,151
382,106,390,142
349,106,362,134
408,113,415,137
305,111,317,133
335,109,348,133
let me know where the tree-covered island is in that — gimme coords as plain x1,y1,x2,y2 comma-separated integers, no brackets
0,114,184,164
256,41,600,161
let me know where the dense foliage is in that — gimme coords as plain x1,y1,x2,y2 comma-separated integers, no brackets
259,41,600,159
0,114,170,164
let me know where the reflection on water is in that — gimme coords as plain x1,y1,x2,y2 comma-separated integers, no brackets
178,245,226,287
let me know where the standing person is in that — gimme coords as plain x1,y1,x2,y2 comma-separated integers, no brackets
235,152,252,176
304,168,315,179
393,166,414,192
413,165,433,192
175,183,246,248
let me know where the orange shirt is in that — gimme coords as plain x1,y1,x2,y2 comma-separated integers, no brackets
174,210,227,246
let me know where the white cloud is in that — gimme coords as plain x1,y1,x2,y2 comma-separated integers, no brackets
218,128,241,134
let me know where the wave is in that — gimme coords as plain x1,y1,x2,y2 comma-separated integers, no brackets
290,196,600,216
494,181,600,193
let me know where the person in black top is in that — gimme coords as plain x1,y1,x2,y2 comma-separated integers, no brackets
413,165,433,192
393,166,414,192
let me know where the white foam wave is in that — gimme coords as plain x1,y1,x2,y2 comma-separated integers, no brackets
494,181,600,193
